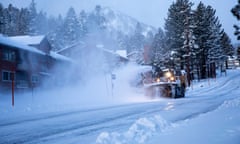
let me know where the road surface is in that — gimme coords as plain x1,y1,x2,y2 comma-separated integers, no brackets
0,70,240,144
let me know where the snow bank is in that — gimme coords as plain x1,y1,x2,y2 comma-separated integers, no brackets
147,97,240,144
219,98,240,109
96,115,169,144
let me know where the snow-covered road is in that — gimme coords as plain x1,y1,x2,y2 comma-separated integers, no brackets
0,69,240,144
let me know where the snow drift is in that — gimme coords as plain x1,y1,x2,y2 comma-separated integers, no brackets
96,115,169,144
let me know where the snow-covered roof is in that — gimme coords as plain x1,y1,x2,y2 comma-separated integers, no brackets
127,50,141,57
57,42,127,62
97,46,129,61
116,50,127,59
0,35,45,55
50,51,74,62
56,41,85,53
97,46,118,56
0,35,72,62
9,35,45,45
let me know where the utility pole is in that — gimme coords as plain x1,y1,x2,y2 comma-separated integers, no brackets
11,64,15,107
184,12,191,87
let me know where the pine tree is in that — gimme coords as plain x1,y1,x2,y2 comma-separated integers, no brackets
207,17,224,78
193,3,218,78
0,3,29,36
232,0,240,61
164,0,193,86
231,0,240,40
220,31,234,56
47,15,64,51
11,5,21,35
86,5,107,33
3,4,11,35
205,6,225,78
150,28,166,67
116,33,130,52
3,4,20,36
165,0,193,70
36,11,48,34
60,7,81,47
0,3,4,34
193,3,226,79
79,10,88,37
28,0,38,35
220,31,234,69
18,8,29,35
94,5,106,30
128,22,145,52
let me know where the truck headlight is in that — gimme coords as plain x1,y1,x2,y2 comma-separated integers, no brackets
170,76,175,81
165,72,172,78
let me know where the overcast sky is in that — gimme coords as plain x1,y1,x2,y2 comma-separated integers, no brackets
1,0,239,43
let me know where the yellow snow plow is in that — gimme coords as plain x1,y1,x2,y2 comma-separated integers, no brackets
142,68,185,98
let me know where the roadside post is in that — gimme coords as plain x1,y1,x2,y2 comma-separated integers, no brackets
11,71,14,107
111,73,116,98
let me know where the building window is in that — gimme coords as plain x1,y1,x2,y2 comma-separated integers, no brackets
31,75,39,83
2,49,16,62
2,71,15,81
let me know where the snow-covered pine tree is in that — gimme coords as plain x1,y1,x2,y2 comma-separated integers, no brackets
94,5,106,30
126,22,145,64
0,3,4,34
3,4,11,35
36,11,48,35
193,2,206,79
13,6,21,35
117,33,130,52
231,0,240,40
164,0,193,71
150,28,167,68
221,31,234,56
86,5,106,33
164,0,194,86
28,0,38,35
79,10,88,38
18,8,29,35
207,16,223,78
128,23,144,52
232,0,240,62
132,22,145,51
204,6,225,78
182,8,198,85
47,15,64,51
60,7,81,48
193,2,220,79
3,4,20,36
220,31,234,69
144,31,154,64
0,3,29,36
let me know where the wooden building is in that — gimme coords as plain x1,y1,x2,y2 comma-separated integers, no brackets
0,35,71,91
57,42,128,73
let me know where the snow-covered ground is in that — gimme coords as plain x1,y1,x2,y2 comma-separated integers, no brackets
0,65,240,144
148,98,240,144
96,69,240,144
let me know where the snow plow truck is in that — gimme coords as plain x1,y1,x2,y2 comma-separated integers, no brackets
141,67,186,98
